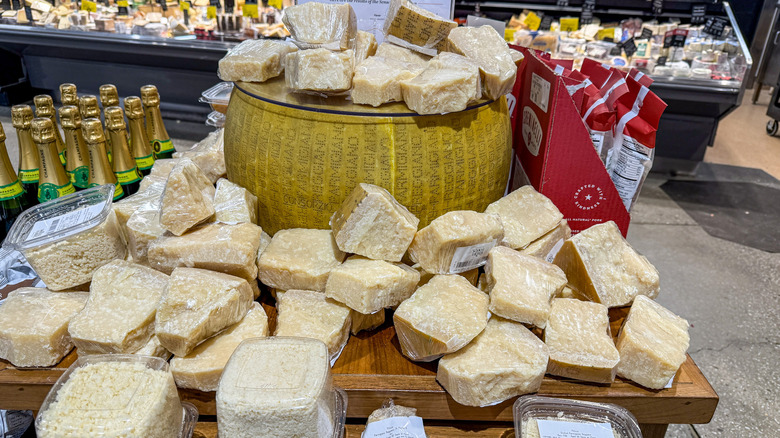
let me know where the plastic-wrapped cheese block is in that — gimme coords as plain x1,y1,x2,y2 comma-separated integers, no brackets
275,290,351,361
325,255,420,314
149,158,179,179
214,178,258,224
218,39,298,82
125,209,166,265
437,317,548,407
408,210,503,274
401,52,482,115
414,264,477,288
148,222,263,285
160,158,216,236
0,288,87,367
173,129,226,184
155,267,253,357
285,49,355,94
367,400,417,423
216,337,336,438
35,358,182,438
257,230,272,258
446,25,518,100
138,174,167,192
375,42,431,68
282,2,357,51
257,228,346,292
355,30,378,63
520,219,571,260
553,221,660,307
352,57,423,107
133,335,171,359
330,183,420,261
113,180,164,229
544,298,620,383
69,261,168,355
351,309,386,335
485,246,567,329
171,303,269,392
383,0,456,55
485,186,563,250
394,275,489,361
616,296,690,389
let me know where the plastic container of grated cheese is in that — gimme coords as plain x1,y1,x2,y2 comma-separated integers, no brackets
3,184,127,291
514,395,642,438
35,355,199,438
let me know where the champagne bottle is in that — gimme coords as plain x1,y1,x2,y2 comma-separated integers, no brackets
82,118,124,201
34,95,67,167
140,85,175,159
60,83,79,107
105,106,141,196
0,122,27,241
31,118,75,203
79,95,112,164
11,105,40,208
99,84,120,109
59,106,91,191
124,96,155,176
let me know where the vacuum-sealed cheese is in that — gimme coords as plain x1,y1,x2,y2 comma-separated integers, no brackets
355,30,378,63
401,52,482,115
520,220,571,261
285,48,355,94
375,42,431,68
214,178,258,225
446,25,518,100
125,209,165,265
282,2,357,50
113,180,164,228
383,0,456,55
275,289,351,361
218,39,298,83
485,186,563,250
325,255,419,314
351,310,386,335
133,335,171,359
352,57,423,107
173,129,226,184
159,158,215,236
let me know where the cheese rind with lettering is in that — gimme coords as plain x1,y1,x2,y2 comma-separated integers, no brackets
330,183,420,261
351,310,385,335
218,39,298,83
325,256,420,314
553,221,660,307
274,290,352,361
394,275,489,361
375,42,431,68
408,210,503,274
125,209,166,265
355,30,378,63
401,52,482,115
285,49,355,94
544,298,620,383
257,229,346,292
214,178,258,225
0,288,87,367
352,57,423,107
446,25,518,100
159,158,216,236
486,246,567,328
171,303,269,392
520,219,571,260
616,295,690,389
437,317,549,407
69,261,168,355
155,267,253,357
282,2,357,50
485,186,563,250
383,0,456,53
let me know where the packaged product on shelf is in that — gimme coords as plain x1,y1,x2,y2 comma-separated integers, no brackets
383,0,456,55
68,261,168,355
217,39,298,83
446,25,518,100
514,395,643,438
374,42,432,68
519,219,571,262
355,30,378,63
484,186,563,251
393,275,489,361
3,185,126,291
0,288,88,367
351,57,424,107
133,335,172,359
155,267,253,357
216,337,344,438
364,399,423,437
437,317,549,407
285,48,356,94
585,41,617,60
159,158,216,236
124,209,165,264
282,1,357,51
351,309,386,335
213,178,258,225
171,302,269,392
325,256,419,314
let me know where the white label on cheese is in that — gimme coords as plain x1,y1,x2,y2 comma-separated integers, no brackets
25,203,105,242
537,420,614,438
362,416,426,438
449,240,497,274
545,238,566,264
664,376,674,388
530,72,550,113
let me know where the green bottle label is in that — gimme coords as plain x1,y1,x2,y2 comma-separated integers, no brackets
59,150,67,166
151,138,174,156
68,166,90,189
115,167,142,184
19,168,40,183
135,153,155,171
38,182,76,203
0,180,24,201
88,182,124,201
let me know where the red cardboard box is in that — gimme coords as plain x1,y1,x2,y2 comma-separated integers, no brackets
509,47,630,236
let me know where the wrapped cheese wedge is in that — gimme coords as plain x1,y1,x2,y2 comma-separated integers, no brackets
351,310,386,335
159,158,215,236
485,186,563,250
352,57,425,107
520,219,571,261
325,255,419,314
383,0,456,55
213,178,259,225
401,52,482,115
375,42,431,68
355,30,378,63
218,39,298,83
285,49,355,94
446,25,518,100
282,1,357,50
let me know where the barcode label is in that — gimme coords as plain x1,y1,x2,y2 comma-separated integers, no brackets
26,203,105,242
530,73,550,114
449,240,497,273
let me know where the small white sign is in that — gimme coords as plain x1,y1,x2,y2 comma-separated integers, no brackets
530,72,551,113
448,240,497,273
537,420,614,438
362,416,427,438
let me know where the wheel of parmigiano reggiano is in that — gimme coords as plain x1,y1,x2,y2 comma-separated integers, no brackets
224,77,512,235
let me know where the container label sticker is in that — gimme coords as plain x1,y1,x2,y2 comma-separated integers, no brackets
449,240,497,273
26,203,104,242
608,135,652,211
545,238,565,264
362,416,426,438
530,73,550,113
115,168,141,184
537,420,614,438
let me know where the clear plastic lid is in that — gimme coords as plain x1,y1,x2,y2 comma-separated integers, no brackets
513,395,642,438
3,184,116,252
206,110,226,128
199,82,233,114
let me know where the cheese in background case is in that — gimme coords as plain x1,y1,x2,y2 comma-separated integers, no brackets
616,296,690,389
69,261,168,355
330,183,420,262
258,228,346,292
325,256,420,314
544,298,620,383
351,309,386,335
485,246,567,329
394,275,489,361
355,30,378,64
159,158,216,236
553,221,660,307
213,178,259,225
437,317,549,407
216,337,336,438
125,209,166,265
446,25,518,100
275,289,352,361
218,39,298,83
401,52,482,115
408,210,503,274
285,49,355,94
383,0,456,54
485,186,563,250
352,57,424,107
375,42,431,68
171,303,269,392
155,267,253,357
0,288,87,367
520,219,571,260
282,2,357,50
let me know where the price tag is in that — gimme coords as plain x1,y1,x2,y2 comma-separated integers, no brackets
597,27,615,40
560,17,579,32
703,16,728,38
581,0,595,25
672,29,688,47
180,0,190,10
656,55,667,66
207,5,217,19
539,14,553,31
268,0,282,9
652,0,663,16
609,45,622,56
524,11,541,31
504,27,516,43
81,0,97,12
622,37,637,57
556,0,569,7
243,0,258,18
640,27,653,40
691,4,707,25
117,0,128,15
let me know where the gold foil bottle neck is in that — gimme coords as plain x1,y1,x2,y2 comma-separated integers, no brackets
59,106,82,130
11,105,34,129
31,118,56,144
0,122,5,143
100,84,120,108
34,95,55,118
82,118,106,144
60,83,78,106
104,106,127,131
79,95,101,119
140,85,160,107
124,96,144,119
